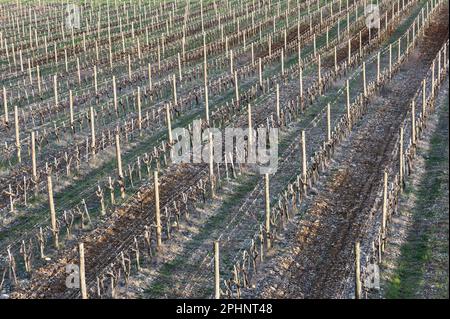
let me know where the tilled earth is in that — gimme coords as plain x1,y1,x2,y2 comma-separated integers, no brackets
248,6,449,299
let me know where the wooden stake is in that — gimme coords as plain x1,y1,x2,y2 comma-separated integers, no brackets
248,104,253,148
47,174,59,249
154,171,162,249
137,87,142,135
348,38,351,65
53,75,58,107
327,103,331,143
422,79,426,116
94,65,98,95
115,134,123,179
31,131,37,180
166,104,172,143
389,44,393,77
79,243,88,299
355,241,361,299
230,49,233,74
234,71,239,105
209,132,215,197
3,86,8,125
69,90,74,128
204,45,210,124
363,62,367,97
264,173,271,250
113,76,118,114
259,57,263,87
382,170,388,234
276,83,280,122
412,101,416,145
399,127,404,191
172,74,177,105
377,52,381,84
14,105,20,162
301,130,307,193
90,107,95,155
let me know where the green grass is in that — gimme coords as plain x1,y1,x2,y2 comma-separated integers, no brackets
385,93,449,299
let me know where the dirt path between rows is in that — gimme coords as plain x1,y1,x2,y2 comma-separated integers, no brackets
249,5,449,299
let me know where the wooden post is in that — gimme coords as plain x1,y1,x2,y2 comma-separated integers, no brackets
177,52,182,81
389,44,392,77
137,87,142,135
37,65,41,94
154,171,162,249
259,57,263,87
69,90,74,129
79,243,88,299
318,54,322,88
382,170,388,234
31,131,37,180
113,76,118,114
355,241,361,299
313,33,316,56
326,27,329,48
348,38,351,65
248,103,254,161
276,83,280,122
377,52,381,84
399,127,404,192
214,241,220,299
53,75,58,107
209,132,215,197
14,105,21,163
301,130,307,193
327,103,331,143
363,62,367,97
166,104,173,143
422,79,426,116
411,101,416,145
251,43,254,65
230,49,233,74
264,173,271,250
47,174,59,249
115,134,125,199
90,107,95,156
2,87,8,125
334,46,338,73
299,68,303,101
172,74,177,105
204,46,210,125
94,65,98,94
234,71,239,105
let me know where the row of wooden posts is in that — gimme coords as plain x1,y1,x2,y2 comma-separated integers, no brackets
0,0,366,134
0,0,387,213
1,0,414,258
354,40,448,300
0,0,438,296
212,1,444,298
2,0,422,255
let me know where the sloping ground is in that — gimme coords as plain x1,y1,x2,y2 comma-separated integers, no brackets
379,80,449,299
248,6,449,299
